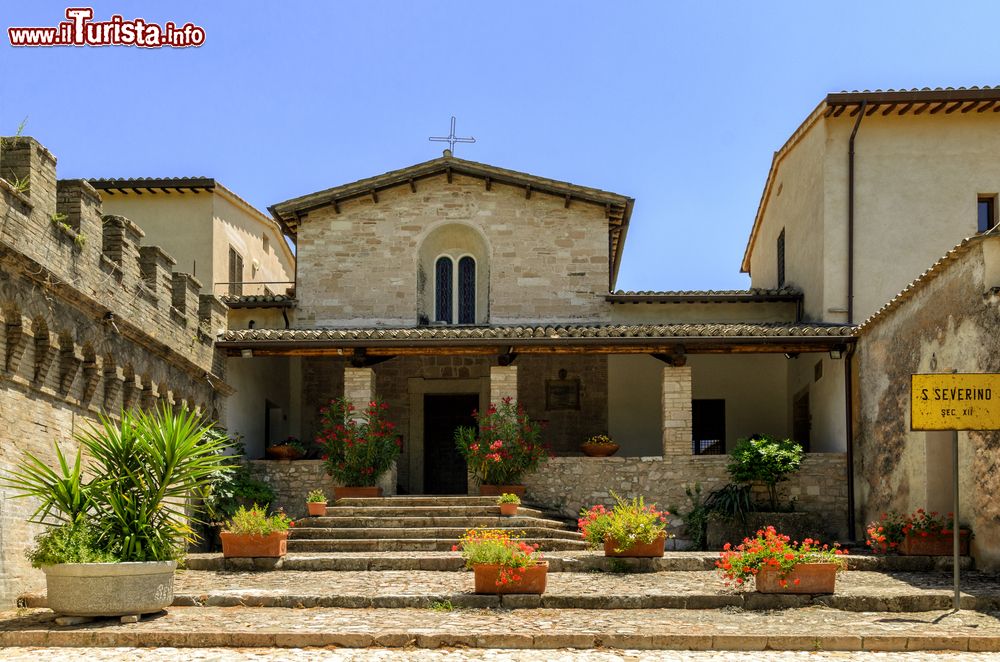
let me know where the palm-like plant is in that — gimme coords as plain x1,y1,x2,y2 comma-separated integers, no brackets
3,406,233,562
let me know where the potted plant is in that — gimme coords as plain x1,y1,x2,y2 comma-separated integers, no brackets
316,397,401,499
306,489,328,516
452,528,547,595
580,434,619,457
727,434,803,512
866,509,971,556
265,436,306,461
578,492,672,557
717,526,847,594
3,406,230,618
497,493,521,516
454,397,548,496
219,504,293,558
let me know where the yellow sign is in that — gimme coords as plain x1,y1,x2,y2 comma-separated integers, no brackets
911,374,1000,431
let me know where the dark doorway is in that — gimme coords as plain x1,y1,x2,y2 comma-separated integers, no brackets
423,393,478,494
792,388,812,452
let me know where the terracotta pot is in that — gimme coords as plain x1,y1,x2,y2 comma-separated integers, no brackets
499,503,519,516
265,445,304,461
473,561,548,595
307,501,328,516
479,484,526,497
756,562,838,594
220,531,288,558
581,443,619,457
334,486,383,500
900,530,970,556
604,534,665,558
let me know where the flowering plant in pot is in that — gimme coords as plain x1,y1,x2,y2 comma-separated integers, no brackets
220,504,293,558
865,509,970,556
265,436,306,461
580,434,619,457
452,528,546,594
454,397,548,496
3,406,230,618
578,492,672,557
717,526,847,594
305,489,328,517
316,397,400,499
496,492,521,516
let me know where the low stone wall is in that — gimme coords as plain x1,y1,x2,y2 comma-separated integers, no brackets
247,460,397,519
523,453,849,543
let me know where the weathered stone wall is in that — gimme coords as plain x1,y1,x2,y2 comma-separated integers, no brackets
246,460,332,519
523,454,850,543
855,237,1000,570
516,355,608,455
0,138,228,605
294,173,611,326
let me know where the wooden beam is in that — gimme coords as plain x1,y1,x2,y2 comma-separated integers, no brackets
564,195,571,209
525,185,532,199
824,106,835,117
446,167,452,183
977,100,997,113
484,176,491,191
130,188,143,195
333,199,340,214
944,101,964,114
408,178,416,193
104,189,115,195
897,102,915,115
369,189,378,203
498,349,518,366
849,106,862,117
960,101,981,113
832,105,846,117
864,103,880,116
881,103,898,116
913,102,931,115
928,102,948,114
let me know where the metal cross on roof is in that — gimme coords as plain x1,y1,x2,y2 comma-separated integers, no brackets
429,116,476,154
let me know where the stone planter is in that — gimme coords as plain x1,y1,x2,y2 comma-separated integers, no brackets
479,484,526,497
900,530,970,556
220,531,289,558
43,561,176,617
499,503,519,516
604,534,666,558
755,562,838,594
473,561,548,594
306,501,328,516
334,486,382,500
581,443,619,457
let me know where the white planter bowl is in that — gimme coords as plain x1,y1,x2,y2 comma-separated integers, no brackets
42,561,176,617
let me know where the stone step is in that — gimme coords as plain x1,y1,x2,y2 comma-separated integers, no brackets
335,496,504,507
184,551,974,574
287,538,589,552
321,505,547,518
21,569,1000,614
5,606,999,652
290,526,584,541
303,515,571,530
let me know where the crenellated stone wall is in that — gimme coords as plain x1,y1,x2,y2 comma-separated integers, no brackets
0,137,229,605
523,453,850,544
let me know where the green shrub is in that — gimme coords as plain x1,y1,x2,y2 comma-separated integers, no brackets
225,504,292,536
26,520,118,567
727,434,803,511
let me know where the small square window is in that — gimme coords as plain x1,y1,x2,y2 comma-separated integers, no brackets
978,196,997,233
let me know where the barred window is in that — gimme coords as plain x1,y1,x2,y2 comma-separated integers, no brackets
458,256,476,324
435,257,453,323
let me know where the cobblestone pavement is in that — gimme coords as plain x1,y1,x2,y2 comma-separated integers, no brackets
0,648,998,661
1,606,999,651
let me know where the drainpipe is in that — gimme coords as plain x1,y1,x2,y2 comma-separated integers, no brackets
847,100,867,325
844,343,857,540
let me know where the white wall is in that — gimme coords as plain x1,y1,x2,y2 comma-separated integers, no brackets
607,354,663,456
786,352,847,452
224,356,296,458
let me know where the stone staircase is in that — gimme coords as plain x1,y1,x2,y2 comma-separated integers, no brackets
287,496,587,553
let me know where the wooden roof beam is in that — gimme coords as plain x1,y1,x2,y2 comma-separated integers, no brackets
913,102,931,115
897,102,915,115
832,105,846,117
881,103,898,115
977,100,997,112
864,103,880,116
928,102,948,114
944,101,965,114
960,101,981,113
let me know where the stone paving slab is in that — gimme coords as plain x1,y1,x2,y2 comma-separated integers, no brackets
1,606,999,651
185,550,973,573
1,648,998,660
20,569,1000,612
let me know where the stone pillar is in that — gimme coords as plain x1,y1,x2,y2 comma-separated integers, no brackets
342,366,396,495
489,365,518,404
661,365,692,456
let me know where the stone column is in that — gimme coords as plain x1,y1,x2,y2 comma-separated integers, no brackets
661,365,692,456
489,365,518,404
342,366,396,495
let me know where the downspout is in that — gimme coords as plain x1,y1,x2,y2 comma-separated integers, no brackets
844,342,857,540
847,100,867,325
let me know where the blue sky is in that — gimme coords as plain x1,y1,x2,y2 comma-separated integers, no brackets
3,2,999,291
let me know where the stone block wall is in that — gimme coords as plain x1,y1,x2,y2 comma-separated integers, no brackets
661,365,692,455
0,138,228,605
523,453,850,544
247,460,333,519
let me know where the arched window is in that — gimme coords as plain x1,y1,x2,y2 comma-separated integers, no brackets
435,257,453,323
458,256,476,324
